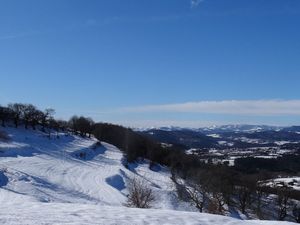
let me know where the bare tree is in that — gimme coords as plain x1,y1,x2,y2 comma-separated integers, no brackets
254,187,267,219
172,171,208,212
211,191,226,213
182,177,207,212
45,110,55,139
125,177,155,208
0,106,11,127
56,119,68,132
49,119,60,138
77,116,94,137
186,180,208,212
207,198,220,214
8,103,25,128
206,166,235,214
68,116,94,137
69,115,79,135
23,104,38,129
275,185,291,221
292,203,300,223
41,108,55,131
237,185,253,214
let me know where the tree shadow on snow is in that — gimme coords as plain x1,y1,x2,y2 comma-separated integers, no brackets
0,170,8,187
71,142,106,161
105,173,126,191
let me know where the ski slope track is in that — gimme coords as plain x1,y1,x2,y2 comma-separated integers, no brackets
0,127,295,225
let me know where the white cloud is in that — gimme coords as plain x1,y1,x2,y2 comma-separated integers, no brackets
122,100,300,115
112,119,222,129
191,0,204,8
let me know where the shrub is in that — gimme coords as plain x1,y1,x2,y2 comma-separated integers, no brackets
125,177,155,208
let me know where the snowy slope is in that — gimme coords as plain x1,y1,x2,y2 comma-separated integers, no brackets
0,202,295,225
0,127,295,225
0,127,188,208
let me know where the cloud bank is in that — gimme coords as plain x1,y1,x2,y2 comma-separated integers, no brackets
122,100,300,115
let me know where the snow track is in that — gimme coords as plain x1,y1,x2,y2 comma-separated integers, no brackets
0,127,189,209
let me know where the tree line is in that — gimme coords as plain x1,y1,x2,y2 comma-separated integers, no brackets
234,155,300,173
0,103,94,138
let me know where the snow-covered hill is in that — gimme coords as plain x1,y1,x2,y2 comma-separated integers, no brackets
0,127,295,225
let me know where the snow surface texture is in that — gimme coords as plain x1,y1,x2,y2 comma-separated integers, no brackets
0,127,295,225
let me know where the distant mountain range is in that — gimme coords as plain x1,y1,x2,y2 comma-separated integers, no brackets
139,125,300,150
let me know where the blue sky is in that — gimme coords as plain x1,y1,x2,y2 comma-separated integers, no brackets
1,0,300,127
